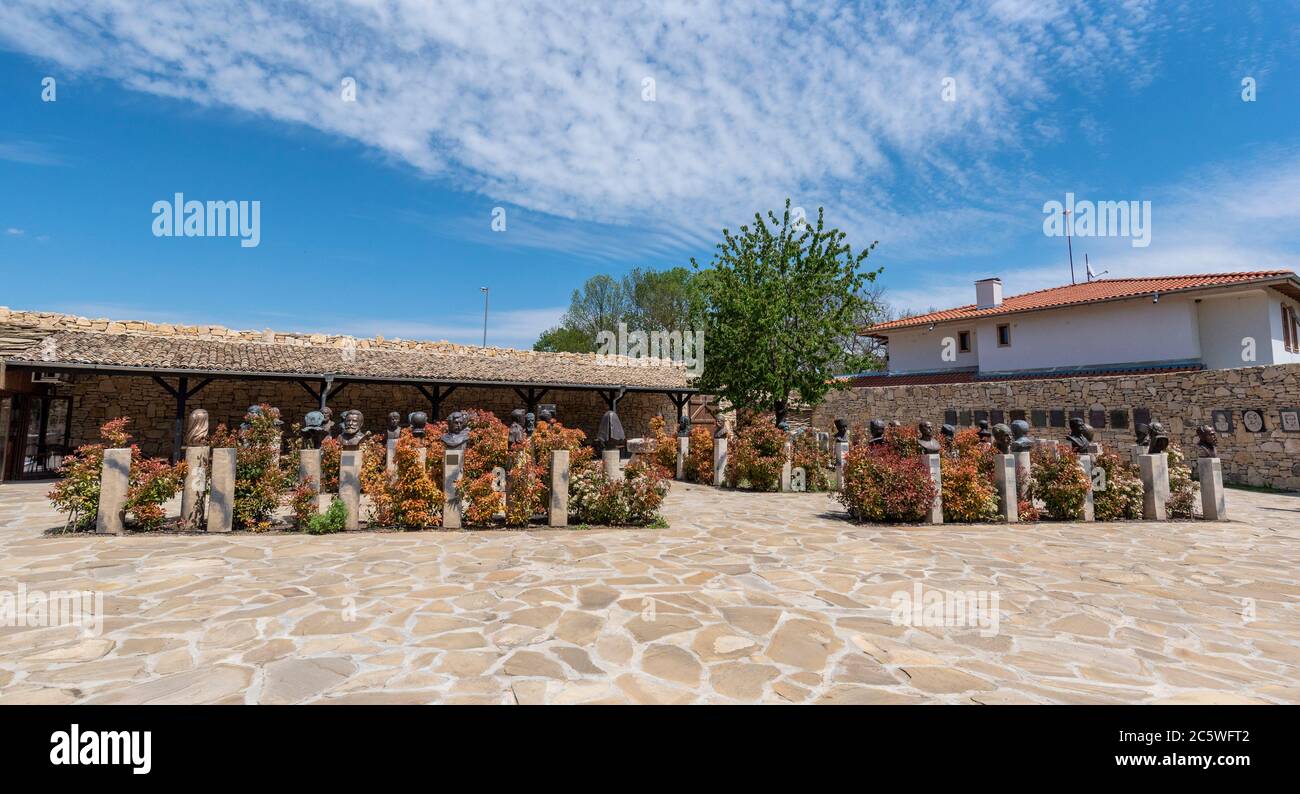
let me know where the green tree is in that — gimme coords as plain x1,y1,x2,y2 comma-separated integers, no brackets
533,325,593,353
533,268,703,352
691,200,880,426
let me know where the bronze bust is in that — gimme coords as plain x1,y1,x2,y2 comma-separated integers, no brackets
991,423,1013,454
714,416,729,439
917,421,941,454
1134,423,1150,450
976,419,992,443
525,411,536,437
408,411,428,438
867,418,886,445
339,409,366,450
185,409,209,446
1196,424,1217,458
300,410,327,449
1066,417,1094,452
596,410,626,451
834,418,849,444
1146,421,1169,454
442,410,471,450
508,409,527,445
1009,419,1033,452
677,414,691,437
386,411,401,441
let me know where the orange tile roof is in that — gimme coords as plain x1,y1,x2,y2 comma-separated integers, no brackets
865,270,1298,334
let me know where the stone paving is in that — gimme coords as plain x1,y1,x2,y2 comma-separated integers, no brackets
0,479,1297,704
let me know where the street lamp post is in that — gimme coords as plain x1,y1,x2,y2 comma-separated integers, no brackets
480,287,489,347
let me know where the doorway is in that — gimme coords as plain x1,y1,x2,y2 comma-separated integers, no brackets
4,394,72,480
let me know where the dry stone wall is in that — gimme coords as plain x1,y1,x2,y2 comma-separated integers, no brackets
810,364,1300,489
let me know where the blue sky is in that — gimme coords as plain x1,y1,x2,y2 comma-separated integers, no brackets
2,1,1299,347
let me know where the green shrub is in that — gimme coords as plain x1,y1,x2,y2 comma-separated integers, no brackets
1093,452,1143,520
836,443,936,523
306,498,348,534
1166,445,1199,519
939,428,999,523
1029,446,1091,520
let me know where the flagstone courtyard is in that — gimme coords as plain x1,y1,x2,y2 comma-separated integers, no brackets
0,480,1297,705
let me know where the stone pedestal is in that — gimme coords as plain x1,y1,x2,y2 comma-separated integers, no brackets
713,437,728,487
1087,442,1103,455
993,453,1018,523
834,441,849,490
181,445,209,528
339,449,362,530
1078,454,1095,522
676,436,688,480
95,447,131,535
780,439,793,492
443,449,464,529
1013,451,1031,501
603,448,622,482
1198,457,1226,521
299,448,324,513
924,453,943,524
207,448,236,533
549,449,569,527
386,438,397,473
1139,452,1169,520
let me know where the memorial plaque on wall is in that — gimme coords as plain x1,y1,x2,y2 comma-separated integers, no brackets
1211,410,1234,433
1109,410,1129,430
1089,409,1106,429
1031,409,1047,428
1049,409,1066,428
974,410,989,424
1010,409,1026,422
990,409,1005,424
1133,407,1152,427
944,409,958,426
1280,409,1300,433
1242,409,1266,433
1069,408,1085,422
958,410,972,426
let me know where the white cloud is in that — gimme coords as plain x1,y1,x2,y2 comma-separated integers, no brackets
5,228,24,235
0,0,1160,245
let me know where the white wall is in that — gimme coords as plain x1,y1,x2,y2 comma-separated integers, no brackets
1266,294,1300,365
970,295,1202,374
884,324,978,374
1198,290,1275,369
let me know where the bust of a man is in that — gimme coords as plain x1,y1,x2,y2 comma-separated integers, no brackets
525,412,537,437
408,411,428,438
442,410,471,450
1066,417,1094,452
340,409,366,450
1009,419,1033,452
508,409,527,445
538,406,555,424
386,411,401,441
917,421,940,454
677,414,691,437
1196,424,1217,458
714,417,730,439
834,418,849,444
940,423,955,446
976,419,992,443
300,410,327,449
991,423,1013,454
596,410,626,451
1134,423,1150,450
321,407,335,437
867,418,886,445
185,409,209,446
1146,421,1170,454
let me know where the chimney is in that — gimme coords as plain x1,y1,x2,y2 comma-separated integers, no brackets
975,277,1003,309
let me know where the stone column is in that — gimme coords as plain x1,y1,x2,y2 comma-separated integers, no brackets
835,441,849,490
549,449,569,527
1198,457,1226,521
386,438,397,473
339,448,362,530
676,435,688,480
298,448,323,513
713,437,728,487
924,453,943,525
207,447,236,533
1139,453,1169,520
1013,451,1032,501
443,448,463,529
181,445,209,528
1078,454,1095,522
779,438,793,492
95,447,131,535
603,448,622,482
993,453,1018,523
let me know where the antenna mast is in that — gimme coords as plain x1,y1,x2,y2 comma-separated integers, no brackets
1064,208,1076,285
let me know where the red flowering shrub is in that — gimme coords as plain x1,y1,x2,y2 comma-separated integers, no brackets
48,418,185,532
684,426,714,484
1028,446,1090,520
726,420,786,491
1167,445,1198,519
836,443,936,523
385,430,443,528
459,410,509,525
791,431,833,491
1092,451,1143,520
290,480,319,529
319,435,341,493
528,419,592,471
230,405,290,531
648,415,678,472
569,457,670,525
940,428,998,523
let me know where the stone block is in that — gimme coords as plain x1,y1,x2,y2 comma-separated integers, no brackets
207,448,236,533
95,447,131,535
713,437,728,487
181,445,209,528
339,449,362,530
993,453,1018,523
1139,453,1169,520
549,449,569,527
443,449,463,529
1198,457,1226,521
925,453,942,524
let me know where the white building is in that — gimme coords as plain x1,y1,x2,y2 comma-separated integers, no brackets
864,270,1300,382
